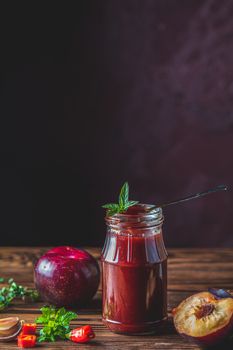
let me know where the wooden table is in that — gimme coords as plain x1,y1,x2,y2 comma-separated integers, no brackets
0,247,233,349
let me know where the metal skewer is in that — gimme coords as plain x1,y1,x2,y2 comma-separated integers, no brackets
148,184,228,210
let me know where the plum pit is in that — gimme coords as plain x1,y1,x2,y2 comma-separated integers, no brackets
195,303,215,319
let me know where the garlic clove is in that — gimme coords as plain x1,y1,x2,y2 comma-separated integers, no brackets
0,317,19,330
0,317,23,341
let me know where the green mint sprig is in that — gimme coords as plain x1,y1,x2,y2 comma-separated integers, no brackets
0,278,39,311
36,306,77,342
102,182,139,216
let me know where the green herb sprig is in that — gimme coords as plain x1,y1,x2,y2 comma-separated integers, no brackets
36,306,77,342
102,182,139,216
0,278,39,311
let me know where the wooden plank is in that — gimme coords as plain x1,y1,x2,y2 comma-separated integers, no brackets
0,247,233,349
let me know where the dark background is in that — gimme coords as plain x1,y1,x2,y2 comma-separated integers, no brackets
0,0,232,247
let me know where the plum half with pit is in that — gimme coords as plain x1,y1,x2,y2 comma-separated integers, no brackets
173,291,233,346
34,246,100,307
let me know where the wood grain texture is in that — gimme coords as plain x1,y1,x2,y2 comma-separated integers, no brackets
0,247,233,349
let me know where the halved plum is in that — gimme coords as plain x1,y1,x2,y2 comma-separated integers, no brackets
173,291,233,346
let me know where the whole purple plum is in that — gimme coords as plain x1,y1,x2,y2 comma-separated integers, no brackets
34,246,100,307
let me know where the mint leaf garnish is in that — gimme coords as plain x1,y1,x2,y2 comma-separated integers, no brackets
102,182,139,216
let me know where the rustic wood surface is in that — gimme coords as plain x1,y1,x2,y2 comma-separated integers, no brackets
0,247,233,349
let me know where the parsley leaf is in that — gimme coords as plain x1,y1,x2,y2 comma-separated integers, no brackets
36,306,77,342
0,278,39,311
102,182,139,216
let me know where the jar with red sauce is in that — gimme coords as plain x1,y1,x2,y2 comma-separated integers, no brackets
101,204,167,334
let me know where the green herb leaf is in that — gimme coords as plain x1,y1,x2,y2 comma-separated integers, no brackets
36,306,77,342
102,182,139,216
102,203,119,210
0,278,39,311
125,200,139,208
119,182,129,208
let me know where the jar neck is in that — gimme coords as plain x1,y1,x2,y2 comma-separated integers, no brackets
105,204,163,233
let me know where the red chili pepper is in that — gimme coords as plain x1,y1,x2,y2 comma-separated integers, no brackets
21,323,37,335
67,325,95,343
17,335,36,348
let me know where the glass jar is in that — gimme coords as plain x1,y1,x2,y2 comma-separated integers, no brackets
101,204,167,334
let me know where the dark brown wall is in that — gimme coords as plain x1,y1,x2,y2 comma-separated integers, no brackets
0,0,232,247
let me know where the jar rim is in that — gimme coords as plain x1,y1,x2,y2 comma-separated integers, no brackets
105,203,163,228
